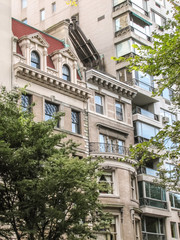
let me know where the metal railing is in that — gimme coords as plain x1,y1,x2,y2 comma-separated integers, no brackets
142,232,165,240
113,0,149,17
133,106,159,121
139,197,167,209
89,142,130,155
134,78,155,92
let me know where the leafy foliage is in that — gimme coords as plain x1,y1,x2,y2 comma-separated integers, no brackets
0,88,109,240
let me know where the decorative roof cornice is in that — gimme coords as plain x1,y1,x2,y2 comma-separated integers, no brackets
86,69,137,99
14,62,91,101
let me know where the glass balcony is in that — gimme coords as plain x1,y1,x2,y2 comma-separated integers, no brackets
89,142,130,156
142,233,165,240
133,106,159,121
138,167,159,177
139,197,167,209
134,78,155,92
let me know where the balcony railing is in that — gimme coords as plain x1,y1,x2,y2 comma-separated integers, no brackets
142,233,165,240
89,142,130,155
113,0,149,17
134,78,155,92
138,167,159,177
115,26,151,41
133,106,159,121
139,197,167,209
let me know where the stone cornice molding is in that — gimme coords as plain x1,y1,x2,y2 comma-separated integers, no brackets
89,153,137,164
50,47,77,61
18,32,49,48
86,69,137,99
14,62,91,101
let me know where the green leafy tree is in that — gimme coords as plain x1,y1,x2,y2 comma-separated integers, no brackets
112,1,180,189
0,88,109,240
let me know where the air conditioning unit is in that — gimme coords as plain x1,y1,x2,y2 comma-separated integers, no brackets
162,116,169,124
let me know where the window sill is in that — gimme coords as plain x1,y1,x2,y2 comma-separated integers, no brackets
99,194,120,199
55,128,84,138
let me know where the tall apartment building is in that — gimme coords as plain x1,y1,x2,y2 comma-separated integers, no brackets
11,0,180,240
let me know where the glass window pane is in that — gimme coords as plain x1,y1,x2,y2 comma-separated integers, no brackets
171,222,177,238
71,110,80,134
22,0,27,8
116,40,131,57
146,217,159,233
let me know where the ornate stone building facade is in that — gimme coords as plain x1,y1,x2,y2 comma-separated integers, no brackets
0,0,178,239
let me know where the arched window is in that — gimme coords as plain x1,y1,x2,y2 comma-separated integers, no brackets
62,65,70,81
31,51,40,69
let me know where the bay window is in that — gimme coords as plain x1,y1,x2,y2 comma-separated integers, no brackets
139,181,167,209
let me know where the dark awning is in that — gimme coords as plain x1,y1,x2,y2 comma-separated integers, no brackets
131,12,152,25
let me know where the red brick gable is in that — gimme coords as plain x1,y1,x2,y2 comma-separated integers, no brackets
12,18,65,69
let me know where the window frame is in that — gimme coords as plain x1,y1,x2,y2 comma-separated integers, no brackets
45,101,59,126
171,222,177,239
31,51,40,69
71,110,80,134
169,192,180,209
40,8,45,21
115,102,123,121
22,0,27,9
95,94,104,115
62,64,71,81
52,2,56,13
142,216,165,238
99,171,114,195
21,94,32,112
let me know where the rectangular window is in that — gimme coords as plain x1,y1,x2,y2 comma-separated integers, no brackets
71,110,80,134
40,9,45,21
95,94,104,114
142,216,165,239
45,101,58,121
135,70,154,92
116,40,131,57
115,102,123,121
169,192,180,209
113,0,124,6
22,0,27,8
21,94,31,111
152,11,166,26
161,109,176,125
162,88,173,101
99,171,113,194
171,222,177,238
131,175,137,199
134,121,159,141
131,0,148,12
139,181,167,209
52,2,56,12
135,219,141,240
145,182,166,201
115,18,121,32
